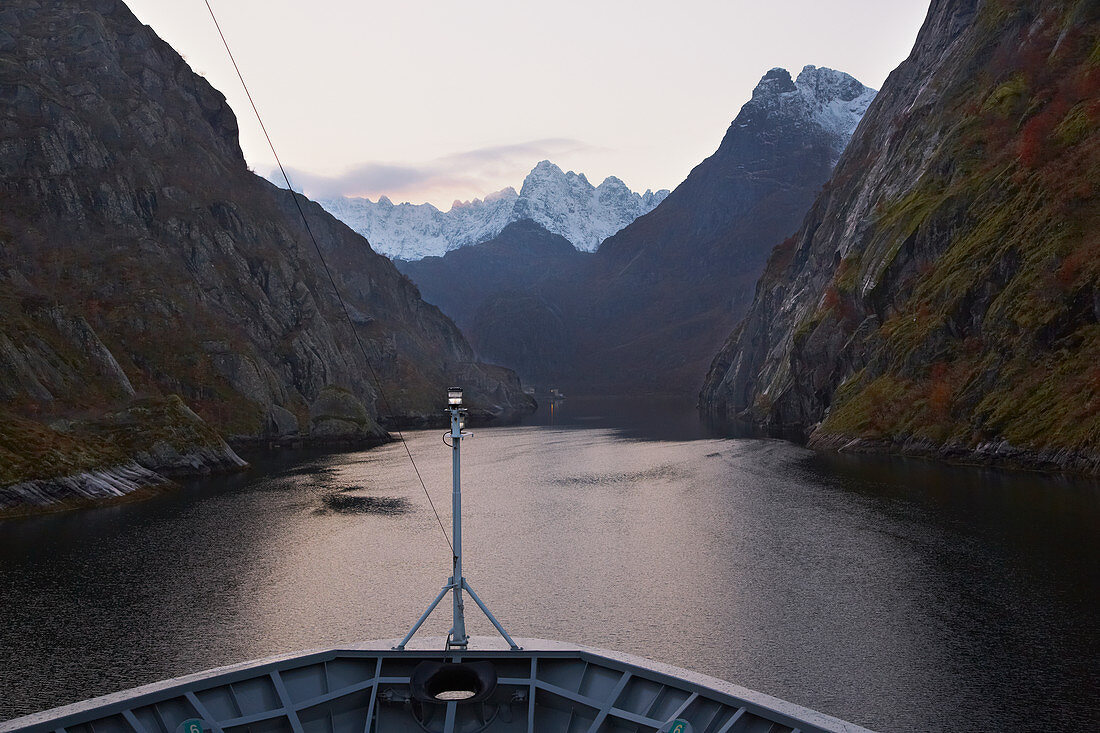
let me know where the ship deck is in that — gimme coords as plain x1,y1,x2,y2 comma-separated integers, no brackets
1,638,874,733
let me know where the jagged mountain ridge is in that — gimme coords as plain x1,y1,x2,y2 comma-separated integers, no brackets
0,0,532,498
317,160,669,260
701,0,1100,472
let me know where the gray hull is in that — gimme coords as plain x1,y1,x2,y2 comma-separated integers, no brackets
1,638,873,733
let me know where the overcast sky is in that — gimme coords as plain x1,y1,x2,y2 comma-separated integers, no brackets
126,1,930,208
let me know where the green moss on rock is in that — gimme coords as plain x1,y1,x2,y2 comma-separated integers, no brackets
982,74,1028,116
0,395,241,487
0,412,124,485
798,4,1100,469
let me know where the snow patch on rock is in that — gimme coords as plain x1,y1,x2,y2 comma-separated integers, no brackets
794,65,877,163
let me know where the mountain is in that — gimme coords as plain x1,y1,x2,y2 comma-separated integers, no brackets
0,0,532,510
397,220,591,332
317,161,669,260
575,65,876,395
397,220,592,385
701,0,1100,472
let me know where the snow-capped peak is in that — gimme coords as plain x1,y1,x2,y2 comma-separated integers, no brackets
318,162,669,260
738,65,877,164
795,65,876,143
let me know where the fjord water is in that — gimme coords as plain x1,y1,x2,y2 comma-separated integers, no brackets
1,399,1097,731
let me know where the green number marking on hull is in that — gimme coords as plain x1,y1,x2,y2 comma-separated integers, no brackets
176,719,204,733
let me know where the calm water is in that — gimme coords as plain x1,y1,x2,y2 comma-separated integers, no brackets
1,398,1098,731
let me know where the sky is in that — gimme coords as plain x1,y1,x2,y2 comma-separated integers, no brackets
126,0,931,209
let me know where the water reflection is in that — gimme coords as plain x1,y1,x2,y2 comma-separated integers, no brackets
0,399,1097,732
517,395,721,441
316,489,411,515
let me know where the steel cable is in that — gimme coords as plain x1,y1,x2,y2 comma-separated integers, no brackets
202,0,454,556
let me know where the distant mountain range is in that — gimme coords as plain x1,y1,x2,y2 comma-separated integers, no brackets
318,161,669,259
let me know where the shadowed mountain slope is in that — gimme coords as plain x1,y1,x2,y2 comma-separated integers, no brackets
397,219,591,332
577,65,875,395
397,220,591,386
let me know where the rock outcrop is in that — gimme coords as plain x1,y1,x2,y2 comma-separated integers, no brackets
701,0,1100,473
0,0,533,507
0,396,246,517
1,463,169,518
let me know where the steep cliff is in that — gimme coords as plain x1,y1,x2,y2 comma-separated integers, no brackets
702,0,1100,472
0,0,532,500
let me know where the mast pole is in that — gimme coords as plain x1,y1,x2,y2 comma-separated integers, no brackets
449,402,468,648
394,387,519,651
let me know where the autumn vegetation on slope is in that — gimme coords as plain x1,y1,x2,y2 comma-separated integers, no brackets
813,1,1100,460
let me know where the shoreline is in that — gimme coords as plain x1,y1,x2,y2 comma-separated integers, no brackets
807,431,1100,478
0,432,405,520
0,474,180,520
700,410,1100,479
0,462,176,520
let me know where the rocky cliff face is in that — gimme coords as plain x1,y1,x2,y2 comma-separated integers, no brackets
702,0,1100,472
0,0,532,501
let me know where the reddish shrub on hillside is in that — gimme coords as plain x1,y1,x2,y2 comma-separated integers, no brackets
1071,66,1100,101
769,235,798,272
927,362,954,420
1056,250,1086,288
1018,96,1070,166
928,380,953,418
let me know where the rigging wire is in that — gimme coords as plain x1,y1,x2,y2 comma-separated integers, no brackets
202,0,454,556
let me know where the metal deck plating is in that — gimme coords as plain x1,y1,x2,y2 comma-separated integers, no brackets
0,638,874,733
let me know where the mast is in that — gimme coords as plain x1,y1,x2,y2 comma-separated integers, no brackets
394,387,519,651
448,392,467,647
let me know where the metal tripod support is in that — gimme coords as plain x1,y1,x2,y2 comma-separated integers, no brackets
395,391,520,651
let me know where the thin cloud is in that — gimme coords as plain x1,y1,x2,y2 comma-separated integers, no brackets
270,138,593,206
438,138,593,167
